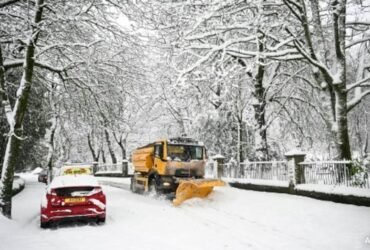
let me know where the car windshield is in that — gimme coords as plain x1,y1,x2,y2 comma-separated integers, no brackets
167,144,203,161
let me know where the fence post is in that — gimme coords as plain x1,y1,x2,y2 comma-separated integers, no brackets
92,161,98,175
213,160,218,178
212,155,225,178
285,150,306,190
122,160,128,176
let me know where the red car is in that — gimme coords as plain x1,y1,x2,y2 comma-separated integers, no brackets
40,175,106,228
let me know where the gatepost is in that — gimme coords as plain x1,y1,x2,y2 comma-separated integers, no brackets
212,154,225,178
122,159,128,176
285,150,306,192
92,161,98,175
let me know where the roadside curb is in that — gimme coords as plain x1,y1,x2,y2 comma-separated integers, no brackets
229,182,370,207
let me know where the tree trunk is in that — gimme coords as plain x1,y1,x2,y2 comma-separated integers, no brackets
0,46,6,177
364,118,369,157
0,46,11,176
113,132,127,160
100,148,106,163
252,35,269,160
0,0,45,218
333,79,351,159
0,45,5,110
46,114,58,184
332,0,351,160
46,84,59,183
119,141,126,160
104,129,117,164
87,133,99,162
0,131,22,216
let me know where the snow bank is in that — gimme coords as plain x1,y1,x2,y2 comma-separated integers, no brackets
31,167,43,175
13,177,25,191
18,172,39,182
285,149,306,156
296,184,370,198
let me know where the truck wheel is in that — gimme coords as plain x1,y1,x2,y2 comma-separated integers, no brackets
148,178,156,193
148,178,158,196
130,176,137,193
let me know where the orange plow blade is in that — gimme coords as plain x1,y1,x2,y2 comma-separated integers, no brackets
173,179,225,206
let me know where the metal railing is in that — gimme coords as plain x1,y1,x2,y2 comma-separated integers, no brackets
299,161,370,188
206,158,370,191
206,160,289,181
94,161,132,177
240,161,289,181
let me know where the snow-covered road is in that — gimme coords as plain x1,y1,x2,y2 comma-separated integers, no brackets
1,175,370,250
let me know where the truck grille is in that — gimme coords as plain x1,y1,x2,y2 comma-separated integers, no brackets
174,169,196,177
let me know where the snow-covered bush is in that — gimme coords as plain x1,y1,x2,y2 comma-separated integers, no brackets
11,177,25,196
350,159,369,187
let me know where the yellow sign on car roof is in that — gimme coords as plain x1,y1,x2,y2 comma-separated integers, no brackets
61,165,92,175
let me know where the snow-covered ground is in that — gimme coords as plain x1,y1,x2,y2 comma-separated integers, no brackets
1,175,370,250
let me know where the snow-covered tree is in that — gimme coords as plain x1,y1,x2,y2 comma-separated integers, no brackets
280,0,370,160
0,0,148,217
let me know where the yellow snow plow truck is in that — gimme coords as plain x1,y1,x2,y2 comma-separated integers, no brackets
130,138,224,206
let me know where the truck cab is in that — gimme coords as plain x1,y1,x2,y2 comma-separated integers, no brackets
131,138,207,193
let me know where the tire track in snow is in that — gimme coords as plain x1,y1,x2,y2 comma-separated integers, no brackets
178,193,313,250
13,177,46,228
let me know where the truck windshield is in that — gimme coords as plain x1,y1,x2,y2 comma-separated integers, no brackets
167,144,203,161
